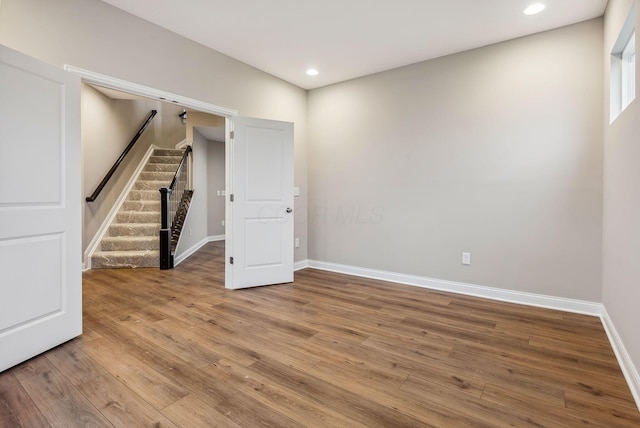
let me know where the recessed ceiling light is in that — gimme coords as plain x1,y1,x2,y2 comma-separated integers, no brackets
306,68,319,76
524,3,546,15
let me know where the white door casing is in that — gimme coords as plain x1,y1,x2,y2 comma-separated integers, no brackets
0,45,82,372
227,116,294,289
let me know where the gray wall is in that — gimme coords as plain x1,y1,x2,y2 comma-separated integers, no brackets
0,0,605,301
0,0,309,262
603,0,640,392
183,112,226,240
207,141,226,237
174,127,225,258
307,19,604,301
82,84,134,252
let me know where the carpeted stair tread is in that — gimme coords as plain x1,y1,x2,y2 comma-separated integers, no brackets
108,223,160,237
92,250,159,269
153,149,184,156
128,190,161,201
139,171,175,181
101,236,159,251
144,163,180,172
148,155,183,164
116,211,160,223
135,180,171,190
122,201,161,211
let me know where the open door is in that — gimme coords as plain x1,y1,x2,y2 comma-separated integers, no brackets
226,116,294,289
0,46,82,371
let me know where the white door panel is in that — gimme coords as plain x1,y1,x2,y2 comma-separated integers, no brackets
0,61,64,203
227,117,294,289
0,45,81,372
0,234,63,331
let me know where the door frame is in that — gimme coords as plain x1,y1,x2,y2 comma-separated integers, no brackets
65,66,238,288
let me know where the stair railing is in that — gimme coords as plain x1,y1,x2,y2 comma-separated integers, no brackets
86,110,157,202
159,145,193,269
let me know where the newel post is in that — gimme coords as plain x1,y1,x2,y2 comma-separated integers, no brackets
159,187,173,270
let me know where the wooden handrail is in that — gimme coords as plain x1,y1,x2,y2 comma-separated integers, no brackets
86,110,157,202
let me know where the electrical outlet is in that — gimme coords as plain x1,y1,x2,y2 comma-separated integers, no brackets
294,238,300,248
221,220,225,227
462,252,471,265
294,187,300,197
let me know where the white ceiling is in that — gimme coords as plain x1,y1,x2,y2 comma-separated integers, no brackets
100,0,607,90
195,125,225,143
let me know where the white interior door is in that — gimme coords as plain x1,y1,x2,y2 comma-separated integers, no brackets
0,45,82,372
226,116,294,289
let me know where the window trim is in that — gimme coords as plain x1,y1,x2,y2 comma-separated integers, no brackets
621,31,635,111
610,5,636,123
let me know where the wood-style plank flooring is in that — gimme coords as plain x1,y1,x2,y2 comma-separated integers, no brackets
1,241,639,427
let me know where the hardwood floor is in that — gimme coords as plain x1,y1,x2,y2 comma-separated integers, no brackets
1,241,639,427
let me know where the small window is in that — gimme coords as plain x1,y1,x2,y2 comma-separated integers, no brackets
621,32,635,110
610,6,636,122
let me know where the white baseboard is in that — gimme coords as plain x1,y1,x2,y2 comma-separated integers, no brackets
294,260,309,271
173,235,226,266
297,259,602,316
173,237,209,267
601,307,640,411
83,144,160,269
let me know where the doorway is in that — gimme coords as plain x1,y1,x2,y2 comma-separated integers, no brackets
69,66,295,290
82,85,227,273
70,66,234,286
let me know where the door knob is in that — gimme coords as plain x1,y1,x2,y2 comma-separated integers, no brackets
286,207,293,213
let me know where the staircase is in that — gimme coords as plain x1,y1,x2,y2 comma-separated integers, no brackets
92,149,185,269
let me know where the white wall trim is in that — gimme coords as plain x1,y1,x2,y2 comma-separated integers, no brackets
83,144,159,269
175,139,189,149
64,66,238,117
601,307,640,411
173,236,224,267
173,237,209,267
299,259,602,316
294,260,309,271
